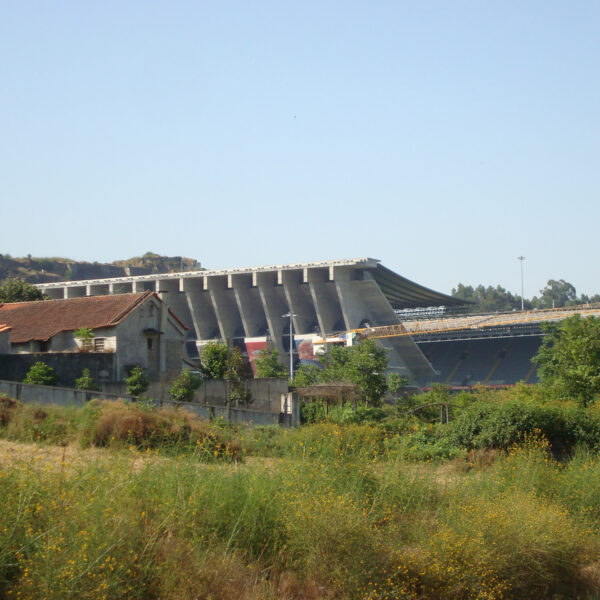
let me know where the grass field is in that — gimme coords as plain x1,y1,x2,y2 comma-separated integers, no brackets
1,392,600,599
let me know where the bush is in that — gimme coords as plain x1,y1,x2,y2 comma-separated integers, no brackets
80,400,242,460
169,370,202,403
442,398,600,455
23,362,57,386
74,368,100,391
125,366,149,397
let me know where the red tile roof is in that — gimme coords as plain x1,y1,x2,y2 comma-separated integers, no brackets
0,291,155,343
0,324,11,334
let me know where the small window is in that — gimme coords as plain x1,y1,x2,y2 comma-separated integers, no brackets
149,303,155,317
82,339,93,351
147,338,154,350
94,338,105,352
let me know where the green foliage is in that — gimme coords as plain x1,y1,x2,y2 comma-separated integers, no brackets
253,349,287,378
452,282,526,312
442,398,600,453
0,278,45,302
531,278,577,309
169,369,202,403
319,338,388,406
534,314,600,407
291,364,321,387
73,327,94,341
125,366,149,397
74,368,100,391
387,373,408,397
23,362,57,386
1,397,600,598
200,342,246,381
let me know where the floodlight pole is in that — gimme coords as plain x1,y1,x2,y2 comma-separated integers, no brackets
282,312,297,379
518,256,525,311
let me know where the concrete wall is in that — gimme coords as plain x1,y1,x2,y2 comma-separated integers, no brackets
0,379,299,426
0,353,117,387
0,380,135,406
101,377,289,413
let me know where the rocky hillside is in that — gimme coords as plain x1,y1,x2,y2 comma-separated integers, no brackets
0,252,202,284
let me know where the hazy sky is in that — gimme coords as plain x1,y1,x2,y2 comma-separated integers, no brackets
2,1,599,298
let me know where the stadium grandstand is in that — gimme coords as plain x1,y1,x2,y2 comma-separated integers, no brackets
36,258,466,384
333,304,600,389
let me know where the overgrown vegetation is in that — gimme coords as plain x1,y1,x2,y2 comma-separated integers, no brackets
1,389,600,599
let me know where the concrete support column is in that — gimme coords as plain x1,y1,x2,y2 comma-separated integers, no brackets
181,278,220,342
306,268,344,335
154,279,194,331
231,274,268,337
256,272,288,356
206,276,244,340
281,270,318,335
333,267,369,330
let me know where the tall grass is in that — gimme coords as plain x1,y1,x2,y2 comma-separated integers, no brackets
1,395,600,598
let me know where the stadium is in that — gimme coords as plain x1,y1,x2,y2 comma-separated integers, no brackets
36,258,600,387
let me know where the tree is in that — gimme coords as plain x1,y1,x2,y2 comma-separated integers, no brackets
531,279,577,309
0,278,46,303
169,369,202,403
125,366,149,397
254,349,287,378
23,362,57,386
319,338,388,406
75,368,100,391
292,364,322,387
387,373,408,397
533,314,600,407
199,342,247,381
452,283,525,313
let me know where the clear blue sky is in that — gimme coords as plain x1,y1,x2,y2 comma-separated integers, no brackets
2,1,599,298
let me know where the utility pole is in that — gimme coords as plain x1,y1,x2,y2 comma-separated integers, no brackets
518,256,526,311
282,312,297,380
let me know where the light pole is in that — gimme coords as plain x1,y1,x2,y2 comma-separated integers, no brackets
518,256,525,311
282,312,297,379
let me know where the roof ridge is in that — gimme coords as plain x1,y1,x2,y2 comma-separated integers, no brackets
109,290,154,325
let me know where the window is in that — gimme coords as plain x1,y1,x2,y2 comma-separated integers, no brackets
94,338,105,352
149,303,155,317
147,338,154,350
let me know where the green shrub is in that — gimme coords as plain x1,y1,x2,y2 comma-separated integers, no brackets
23,362,57,386
169,370,202,402
442,399,600,454
125,366,149,397
74,368,100,391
